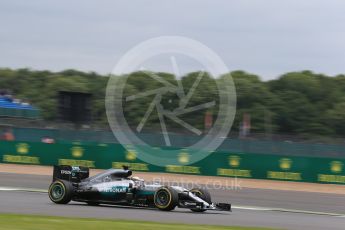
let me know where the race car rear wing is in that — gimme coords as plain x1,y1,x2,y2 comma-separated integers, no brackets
53,165,89,183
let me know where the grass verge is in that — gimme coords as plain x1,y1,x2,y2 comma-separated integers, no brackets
0,213,277,230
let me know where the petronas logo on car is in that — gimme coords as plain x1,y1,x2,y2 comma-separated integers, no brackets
111,186,127,193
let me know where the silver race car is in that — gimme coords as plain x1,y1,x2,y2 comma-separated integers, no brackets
48,165,231,212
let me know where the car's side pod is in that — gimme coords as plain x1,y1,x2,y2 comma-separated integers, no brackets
53,165,89,183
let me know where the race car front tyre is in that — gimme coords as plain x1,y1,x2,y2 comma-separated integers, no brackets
154,186,178,211
48,180,74,204
190,188,212,212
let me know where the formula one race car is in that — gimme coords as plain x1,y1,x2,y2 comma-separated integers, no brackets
48,165,231,212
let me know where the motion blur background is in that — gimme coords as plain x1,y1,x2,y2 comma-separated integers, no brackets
1,1,345,168
1,1,345,230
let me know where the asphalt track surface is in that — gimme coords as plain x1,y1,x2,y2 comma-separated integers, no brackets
0,173,344,230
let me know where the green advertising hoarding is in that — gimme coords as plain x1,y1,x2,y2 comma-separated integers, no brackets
0,141,344,184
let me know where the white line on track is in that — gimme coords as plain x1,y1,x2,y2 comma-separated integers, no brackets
1,186,344,217
0,186,47,193
233,205,345,217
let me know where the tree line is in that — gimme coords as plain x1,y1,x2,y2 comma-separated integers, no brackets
0,68,345,139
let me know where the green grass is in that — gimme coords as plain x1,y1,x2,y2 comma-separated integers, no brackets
0,213,277,230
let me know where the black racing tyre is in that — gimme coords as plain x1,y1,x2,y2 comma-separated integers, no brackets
48,180,74,204
154,186,178,211
190,188,212,212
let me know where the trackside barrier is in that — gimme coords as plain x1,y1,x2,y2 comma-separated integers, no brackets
0,141,344,184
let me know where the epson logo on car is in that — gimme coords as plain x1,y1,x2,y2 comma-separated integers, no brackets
61,170,71,174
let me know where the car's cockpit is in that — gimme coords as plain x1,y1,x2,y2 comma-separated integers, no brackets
85,169,133,184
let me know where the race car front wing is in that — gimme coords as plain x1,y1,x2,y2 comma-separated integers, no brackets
177,190,231,211
178,200,231,211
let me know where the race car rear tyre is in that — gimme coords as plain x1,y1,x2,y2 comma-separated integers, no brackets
48,180,74,204
190,188,211,212
154,186,178,211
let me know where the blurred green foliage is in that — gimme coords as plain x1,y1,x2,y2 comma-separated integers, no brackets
0,68,344,138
